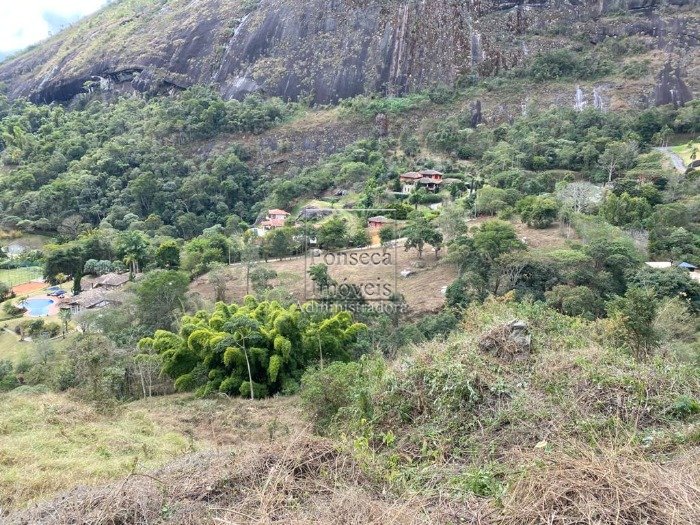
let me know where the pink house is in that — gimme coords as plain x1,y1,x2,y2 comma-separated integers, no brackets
256,209,290,236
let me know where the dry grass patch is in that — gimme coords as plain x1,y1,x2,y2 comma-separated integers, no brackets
498,448,700,525
192,245,457,316
7,437,460,525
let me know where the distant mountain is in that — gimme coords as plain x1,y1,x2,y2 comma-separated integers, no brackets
0,0,697,106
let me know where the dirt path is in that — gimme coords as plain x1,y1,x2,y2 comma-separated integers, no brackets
655,147,686,173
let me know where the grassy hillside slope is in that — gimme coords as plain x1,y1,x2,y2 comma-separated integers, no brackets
5,299,699,523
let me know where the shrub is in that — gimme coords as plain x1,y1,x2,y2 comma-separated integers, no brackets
301,362,364,429
529,49,612,81
0,359,19,391
517,196,560,228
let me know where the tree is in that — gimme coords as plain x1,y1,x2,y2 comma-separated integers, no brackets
598,141,638,183
58,308,72,338
584,235,641,294
241,241,260,296
436,203,468,242
607,288,659,359
132,270,190,332
304,311,365,369
250,266,277,294
379,225,396,247
600,192,652,227
44,243,84,284
471,220,524,265
116,230,150,275
556,181,602,213
649,227,699,263
208,263,233,302
317,216,349,250
132,349,163,399
139,299,366,400
309,263,335,295
403,214,439,259
227,315,261,400
350,227,371,248
517,196,560,228
67,334,123,405
545,285,603,320
475,186,510,215
627,266,700,313
0,281,11,301
263,227,294,259
156,240,181,269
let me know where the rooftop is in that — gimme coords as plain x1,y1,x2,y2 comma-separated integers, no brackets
268,209,290,216
94,272,130,287
260,218,286,228
645,262,673,269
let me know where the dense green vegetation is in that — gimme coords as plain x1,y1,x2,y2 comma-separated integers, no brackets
0,86,297,236
139,298,365,398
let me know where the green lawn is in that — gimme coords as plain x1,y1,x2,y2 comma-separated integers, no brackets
0,319,30,363
671,141,699,165
0,267,43,288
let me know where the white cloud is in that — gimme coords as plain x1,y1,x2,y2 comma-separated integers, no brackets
0,1,108,54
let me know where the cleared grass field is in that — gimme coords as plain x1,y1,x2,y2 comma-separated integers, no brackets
0,323,30,363
0,266,43,288
192,220,573,316
0,391,194,509
0,391,306,510
671,141,699,165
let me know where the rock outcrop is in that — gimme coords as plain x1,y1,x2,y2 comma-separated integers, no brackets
0,0,697,105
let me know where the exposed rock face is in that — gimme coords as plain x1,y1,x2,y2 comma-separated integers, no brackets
655,63,693,106
0,0,697,105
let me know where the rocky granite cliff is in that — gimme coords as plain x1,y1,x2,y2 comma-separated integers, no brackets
0,0,697,106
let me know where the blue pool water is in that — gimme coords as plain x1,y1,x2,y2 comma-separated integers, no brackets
21,298,54,317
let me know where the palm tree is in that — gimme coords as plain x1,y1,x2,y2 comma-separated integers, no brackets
58,308,72,338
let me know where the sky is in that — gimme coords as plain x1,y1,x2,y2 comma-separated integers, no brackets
0,1,109,59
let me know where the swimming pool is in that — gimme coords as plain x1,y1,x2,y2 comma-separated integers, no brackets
20,298,55,317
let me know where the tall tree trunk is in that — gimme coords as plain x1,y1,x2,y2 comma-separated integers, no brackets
243,342,255,400
318,336,324,369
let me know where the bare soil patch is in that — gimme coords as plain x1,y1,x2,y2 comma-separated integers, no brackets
192,245,458,317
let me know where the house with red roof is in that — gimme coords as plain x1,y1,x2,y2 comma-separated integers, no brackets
368,216,392,228
399,169,444,193
255,209,290,236
399,171,422,194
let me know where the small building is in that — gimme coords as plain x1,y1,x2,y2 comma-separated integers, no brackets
645,262,673,269
63,290,111,314
646,261,700,282
268,209,290,221
419,169,444,181
62,288,127,315
418,177,443,192
93,272,130,290
256,209,290,236
368,216,391,228
399,172,422,194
